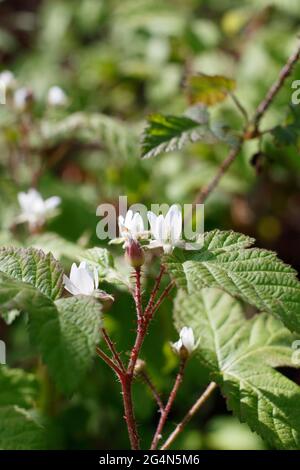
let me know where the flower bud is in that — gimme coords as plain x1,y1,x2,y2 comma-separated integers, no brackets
125,238,145,268
171,326,196,359
14,87,34,112
47,86,68,107
133,359,146,376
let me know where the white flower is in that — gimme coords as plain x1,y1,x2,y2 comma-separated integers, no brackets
172,327,196,356
147,204,185,254
14,87,33,111
47,86,68,107
63,261,99,296
17,188,61,229
110,210,148,245
0,70,16,91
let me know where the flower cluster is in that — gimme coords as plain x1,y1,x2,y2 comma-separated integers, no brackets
0,70,67,111
113,205,193,256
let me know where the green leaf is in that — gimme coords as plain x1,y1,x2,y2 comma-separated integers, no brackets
141,113,216,159
0,255,102,393
35,112,137,160
141,112,240,159
174,288,300,449
28,232,85,261
0,367,38,408
166,230,300,334
0,406,46,450
0,247,64,300
185,74,236,106
272,106,300,147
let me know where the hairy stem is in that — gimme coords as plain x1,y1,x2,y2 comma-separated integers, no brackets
121,376,140,450
144,265,166,319
101,327,125,373
95,347,123,377
160,381,217,450
192,144,242,207
151,359,187,450
140,370,164,413
253,40,300,131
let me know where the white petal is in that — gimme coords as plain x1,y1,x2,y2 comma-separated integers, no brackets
63,275,81,295
131,212,144,235
93,267,99,289
76,268,95,295
18,194,31,214
124,210,134,228
44,196,61,211
148,240,163,250
69,263,79,283
172,339,182,353
167,205,182,243
180,327,195,353
79,261,87,269
147,211,157,235
156,214,166,242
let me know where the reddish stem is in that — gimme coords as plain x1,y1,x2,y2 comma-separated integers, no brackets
101,327,125,373
140,370,164,413
151,358,187,450
144,265,166,319
151,280,175,318
95,347,123,377
133,267,143,323
120,375,140,450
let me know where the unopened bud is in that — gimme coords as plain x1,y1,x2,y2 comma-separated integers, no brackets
14,87,34,112
125,238,145,268
134,359,146,376
171,326,196,359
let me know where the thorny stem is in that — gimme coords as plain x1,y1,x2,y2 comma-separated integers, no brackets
190,40,300,208
121,376,140,450
252,39,300,131
229,92,249,125
122,265,170,449
191,144,242,208
101,328,125,373
133,267,143,323
140,370,164,413
151,358,187,450
95,347,123,377
144,265,166,319
160,382,217,450
151,280,176,317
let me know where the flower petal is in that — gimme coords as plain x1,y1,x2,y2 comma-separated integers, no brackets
63,274,81,295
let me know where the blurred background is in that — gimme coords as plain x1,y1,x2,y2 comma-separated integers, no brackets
0,0,300,449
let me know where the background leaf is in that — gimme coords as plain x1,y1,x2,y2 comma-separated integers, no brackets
0,406,46,450
185,74,236,106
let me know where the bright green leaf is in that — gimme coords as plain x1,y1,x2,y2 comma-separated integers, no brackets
166,230,300,334
174,288,300,449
